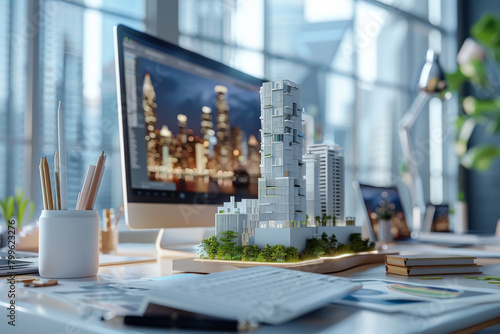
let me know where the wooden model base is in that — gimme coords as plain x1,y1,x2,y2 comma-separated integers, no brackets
173,251,398,274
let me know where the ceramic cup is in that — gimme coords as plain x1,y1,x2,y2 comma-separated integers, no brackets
39,210,99,278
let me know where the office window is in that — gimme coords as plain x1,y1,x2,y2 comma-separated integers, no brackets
3,0,147,219
0,0,28,199
38,0,146,213
178,0,458,227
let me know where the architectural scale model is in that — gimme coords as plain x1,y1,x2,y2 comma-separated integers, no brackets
258,80,306,229
207,80,372,262
306,144,345,225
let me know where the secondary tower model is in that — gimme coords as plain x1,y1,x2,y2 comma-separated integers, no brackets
307,144,345,225
258,80,307,228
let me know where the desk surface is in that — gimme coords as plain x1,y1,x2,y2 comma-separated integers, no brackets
2,244,500,334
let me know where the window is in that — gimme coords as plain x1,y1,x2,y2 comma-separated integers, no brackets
178,0,457,228
2,0,147,219
272,134,283,142
0,0,28,199
3,1,458,230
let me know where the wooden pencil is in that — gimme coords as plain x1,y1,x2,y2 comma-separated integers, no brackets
43,157,54,210
77,164,96,210
115,204,124,227
39,158,48,210
85,151,105,210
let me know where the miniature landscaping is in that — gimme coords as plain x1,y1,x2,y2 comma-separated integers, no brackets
198,231,376,263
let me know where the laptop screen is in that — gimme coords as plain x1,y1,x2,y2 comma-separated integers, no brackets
359,183,411,240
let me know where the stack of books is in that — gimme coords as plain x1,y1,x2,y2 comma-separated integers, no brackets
385,255,482,276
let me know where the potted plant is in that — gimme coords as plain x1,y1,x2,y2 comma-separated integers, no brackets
0,188,35,249
376,204,394,242
448,14,500,170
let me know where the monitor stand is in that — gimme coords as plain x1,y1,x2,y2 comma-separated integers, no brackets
155,227,215,258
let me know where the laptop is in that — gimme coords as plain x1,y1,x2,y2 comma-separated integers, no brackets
356,182,500,246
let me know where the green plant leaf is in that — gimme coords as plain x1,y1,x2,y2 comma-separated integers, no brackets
0,199,7,224
5,196,14,223
485,113,500,134
15,187,24,203
461,145,500,170
456,118,477,156
17,198,28,227
446,68,467,91
471,14,500,49
471,14,500,65
467,98,500,116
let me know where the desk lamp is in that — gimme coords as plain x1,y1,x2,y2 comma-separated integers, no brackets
398,49,449,231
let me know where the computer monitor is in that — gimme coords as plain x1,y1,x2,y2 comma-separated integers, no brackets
114,25,263,242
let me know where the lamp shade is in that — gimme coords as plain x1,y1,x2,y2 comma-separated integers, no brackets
418,49,448,94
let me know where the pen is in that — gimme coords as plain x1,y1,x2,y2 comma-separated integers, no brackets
57,101,68,210
123,314,258,332
54,151,61,210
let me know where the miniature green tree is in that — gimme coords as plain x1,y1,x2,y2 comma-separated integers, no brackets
285,246,299,262
329,234,338,247
315,216,321,226
271,245,287,262
219,230,238,244
348,233,364,253
303,237,326,259
324,214,332,226
257,244,273,262
199,236,219,259
349,233,376,253
335,242,349,254
231,246,244,260
349,234,374,252
242,245,260,261
321,232,329,244
217,230,238,259
324,233,338,256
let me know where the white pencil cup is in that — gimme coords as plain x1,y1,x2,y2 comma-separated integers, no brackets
39,210,99,278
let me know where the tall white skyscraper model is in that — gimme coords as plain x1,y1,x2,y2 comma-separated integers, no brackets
258,80,306,228
307,144,345,225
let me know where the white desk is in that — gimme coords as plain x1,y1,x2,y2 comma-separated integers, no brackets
2,244,500,334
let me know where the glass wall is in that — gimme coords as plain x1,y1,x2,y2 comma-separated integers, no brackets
177,0,458,227
1,0,458,229
1,0,147,218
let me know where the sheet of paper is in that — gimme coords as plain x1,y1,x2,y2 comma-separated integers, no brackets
334,279,500,316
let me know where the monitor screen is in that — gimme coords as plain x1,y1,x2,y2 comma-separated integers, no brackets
115,25,263,206
358,184,411,240
424,204,450,233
